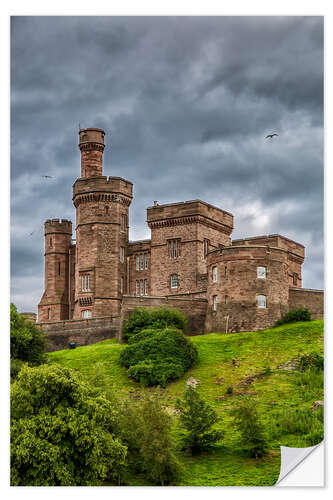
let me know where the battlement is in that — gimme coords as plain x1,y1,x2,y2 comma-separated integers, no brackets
147,199,233,233
73,176,133,204
232,234,305,259
78,128,105,150
44,219,72,234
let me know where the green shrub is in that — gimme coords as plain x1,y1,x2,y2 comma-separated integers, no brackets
11,364,126,486
10,303,47,366
176,385,224,454
120,328,198,387
298,351,324,371
274,308,311,327
268,406,324,446
226,385,233,394
118,393,182,485
231,397,269,458
127,327,163,345
122,307,188,343
10,358,25,382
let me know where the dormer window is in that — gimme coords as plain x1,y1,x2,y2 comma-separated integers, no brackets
257,266,266,279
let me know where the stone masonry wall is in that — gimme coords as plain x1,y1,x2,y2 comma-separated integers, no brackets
121,295,208,338
288,288,324,319
39,316,120,351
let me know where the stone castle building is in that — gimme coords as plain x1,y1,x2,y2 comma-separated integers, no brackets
37,128,323,349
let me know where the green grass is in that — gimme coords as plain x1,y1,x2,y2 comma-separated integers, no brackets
48,319,324,486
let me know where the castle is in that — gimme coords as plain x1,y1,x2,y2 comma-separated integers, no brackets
37,128,323,349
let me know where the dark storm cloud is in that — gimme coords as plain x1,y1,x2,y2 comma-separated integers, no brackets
10,16,324,312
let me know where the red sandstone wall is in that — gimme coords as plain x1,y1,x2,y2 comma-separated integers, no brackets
288,288,324,319
121,295,207,337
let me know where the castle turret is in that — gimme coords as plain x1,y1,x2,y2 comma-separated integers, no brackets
38,219,72,322
79,127,105,178
72,128,133,319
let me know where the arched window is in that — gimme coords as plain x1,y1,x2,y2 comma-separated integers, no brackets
257,295,267,308
81,309,92,319
257,266,266,279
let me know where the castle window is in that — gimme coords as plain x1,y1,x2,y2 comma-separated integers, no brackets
120,247,125,263
204,239,209,257
140,254,144,270
120,277,124,294
225,295,229,304
140,279,144,296
58,262,61,275
81,309,92,319
144,279,148,296
136,280,139,295
121,214,127,231
144,253,148,270
49,237,52,248
257,295,267,308
213,295,218,311
171,274,178,289
136,255,140,271
257,266,266,279
212,266,218,283
293,273,298,286
168,239,181,258
47,308,51,320
81,274,90,292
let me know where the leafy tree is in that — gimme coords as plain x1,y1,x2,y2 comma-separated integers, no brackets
231,397,268,458
10,303,46,365
175,385,224,454
119,393,182,485
122,307,188,343
119,328,198,386
11,364,127,486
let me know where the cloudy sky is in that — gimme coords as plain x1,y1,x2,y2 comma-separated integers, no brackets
10,16,323,313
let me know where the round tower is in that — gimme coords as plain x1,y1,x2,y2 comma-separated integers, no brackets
38,219,72,322
72,128,133,320
78,127,105,178
205,245,290,333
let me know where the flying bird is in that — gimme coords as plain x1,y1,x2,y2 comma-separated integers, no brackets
41,175,54,179
29,231,34,236
265,133,279,139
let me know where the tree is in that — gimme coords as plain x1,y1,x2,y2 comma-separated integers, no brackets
10,303,46,366
119,393,182,485
231,397,268,458
175,384,224,454
11,364,127,486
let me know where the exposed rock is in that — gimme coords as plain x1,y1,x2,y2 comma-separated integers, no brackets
215,377,224,385
186,376,199,387
312,400,324,410
277,359,300,371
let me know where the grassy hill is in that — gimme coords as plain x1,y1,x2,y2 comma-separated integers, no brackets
48,320,324,486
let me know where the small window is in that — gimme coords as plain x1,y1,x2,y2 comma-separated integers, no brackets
225,295,229,304
105,206,110,215
136,255,140,271
49,237,52,248
136,280,139,295
120,247,125,263
204,239,209,257
168,239,181,258
144,253,148,270
81,309,92,319
140,279,144,296
212,266,218,283
140,254,144,270
81,274,90,292
257,266,266,279
58,262,61,275
120,276,124,294
47,308,51,320
293,273,298,286
121,214,127,231
213,295,218,311
171,274,178,289
257,295,267,308
144,279,148,296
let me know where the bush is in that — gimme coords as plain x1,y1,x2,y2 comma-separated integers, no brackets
118,393,182,485
176,385,224,454
11,364,126,486
10,358,25,382
10,303,47,366
268,406,324,446
127,327,163,345
274,308,311,327
231,397,268,458
122,307,188,343
298,351,324,371
120,328,198,387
